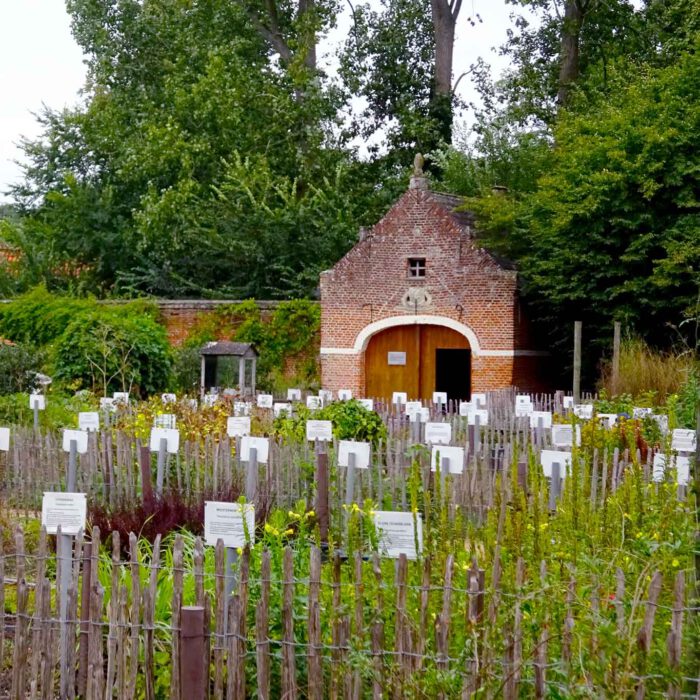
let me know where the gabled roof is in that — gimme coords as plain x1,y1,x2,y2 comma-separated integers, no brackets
199,341,257,357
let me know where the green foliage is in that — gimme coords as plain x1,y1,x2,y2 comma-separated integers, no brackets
0,391,97,430
0,342,46,395
273,399,387,444
53,308,172,396
0,288,170,395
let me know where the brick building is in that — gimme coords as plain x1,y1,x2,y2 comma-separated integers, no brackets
319,160,547,400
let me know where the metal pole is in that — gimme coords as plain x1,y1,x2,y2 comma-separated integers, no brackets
59,439,78,698
549,461,561,511
33,404,39,432
156,437,167,496
245,447,258,502
344,452,357,506
573,321,582,405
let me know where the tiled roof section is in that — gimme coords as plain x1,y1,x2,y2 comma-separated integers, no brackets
199,341,257,356
429,191,516,270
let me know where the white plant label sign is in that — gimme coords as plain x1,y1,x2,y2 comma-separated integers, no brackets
471,393,487,407
274,402,292,417
113,392,130,404
597,413,618,429
432,391,448,405
203,394,218,407
633,407,653,419
431,445,465,475
0,427,9,451
319,390,334,403
562,396,574,409
62,429,88,454
551,424,580,448
234,402,251,416
154,414,177,430
240,436,269,464
373,511,423,560
161,393,177,404
338,389,353,401
392,392,407,406
257,394,274,409
671,429,696,453
358,399,374,411
306,420,333,442
458,402,472,417
307,396,323,410
42,492,87,535
529,411,553,429
227,416,251,438
405,401,422,419
410,407,430,423
150,428,180,454
204,502,255,548
540,449,572,478
338,440,370,469
468,410,488,426
29,394,45,410
287,388,302,401
573,404,593,419
652,453,690,486
78,412,100,432
425,422,452,445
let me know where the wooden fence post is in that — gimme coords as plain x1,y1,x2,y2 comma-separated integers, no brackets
315,448,329,550
573,321,582,405
180,606,206,700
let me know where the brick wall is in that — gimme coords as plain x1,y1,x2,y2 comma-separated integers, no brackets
155,300,282,346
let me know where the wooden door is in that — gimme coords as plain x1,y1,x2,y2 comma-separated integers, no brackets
364,324,470,400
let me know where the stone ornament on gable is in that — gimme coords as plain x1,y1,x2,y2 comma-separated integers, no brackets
401,288,432,311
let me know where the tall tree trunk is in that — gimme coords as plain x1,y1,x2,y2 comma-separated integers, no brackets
430,0,461,144
557,0,584,107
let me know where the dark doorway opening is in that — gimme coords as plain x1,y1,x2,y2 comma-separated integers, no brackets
435,349,471,401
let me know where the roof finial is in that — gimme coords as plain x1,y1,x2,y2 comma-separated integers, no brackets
409,153,428,190
413,153,424,177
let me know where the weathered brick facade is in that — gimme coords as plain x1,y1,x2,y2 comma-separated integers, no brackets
319,173,548,397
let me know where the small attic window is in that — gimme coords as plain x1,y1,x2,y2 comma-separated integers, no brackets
408,257,426,278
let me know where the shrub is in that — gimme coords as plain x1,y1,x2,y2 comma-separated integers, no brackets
0,342,46,394
0,391,98,429
273,399,387,445
53,308,172,396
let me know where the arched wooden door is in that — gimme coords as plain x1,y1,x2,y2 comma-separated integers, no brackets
364,324,471,401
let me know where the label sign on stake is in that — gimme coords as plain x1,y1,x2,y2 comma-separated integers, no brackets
0,427,9,451
274,402,292,417
227,416,251,438
257,394,274,409
240,436,269,464
573,404,593,419
204,502,255,548
459,402,472,417
42,492,87,535
468,410,488,426
373,511,423,560
78,412,100,432
306,420,333,442
431,445,465,475
652,454,690,486
161,393,177,403
287,388,302,401
358,398,374,411
149,428,180,453
551,424,580,448
306,396,323,410
113,392,129,404
432,391,447,405
471,393,487,407
562,396,574,409
540,449,572,478
633,407,653,419
410,407,430,423
100,397,116,412
203,394,218,407
597,413,618,429
29,393,45,410
392,392,407,406
338,389,353,401
529,411,553,429
319,390,334,403
62,429,88,454
234,401,251,416
338,440,370,469
425,422,452,445
154,413,177,430
671,429,696,453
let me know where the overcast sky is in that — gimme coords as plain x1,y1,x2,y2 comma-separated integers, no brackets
0,1,522,202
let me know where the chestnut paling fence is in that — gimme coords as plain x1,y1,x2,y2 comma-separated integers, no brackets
1,524,699,699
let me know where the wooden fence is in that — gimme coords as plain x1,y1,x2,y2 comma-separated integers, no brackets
2,525,698,700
